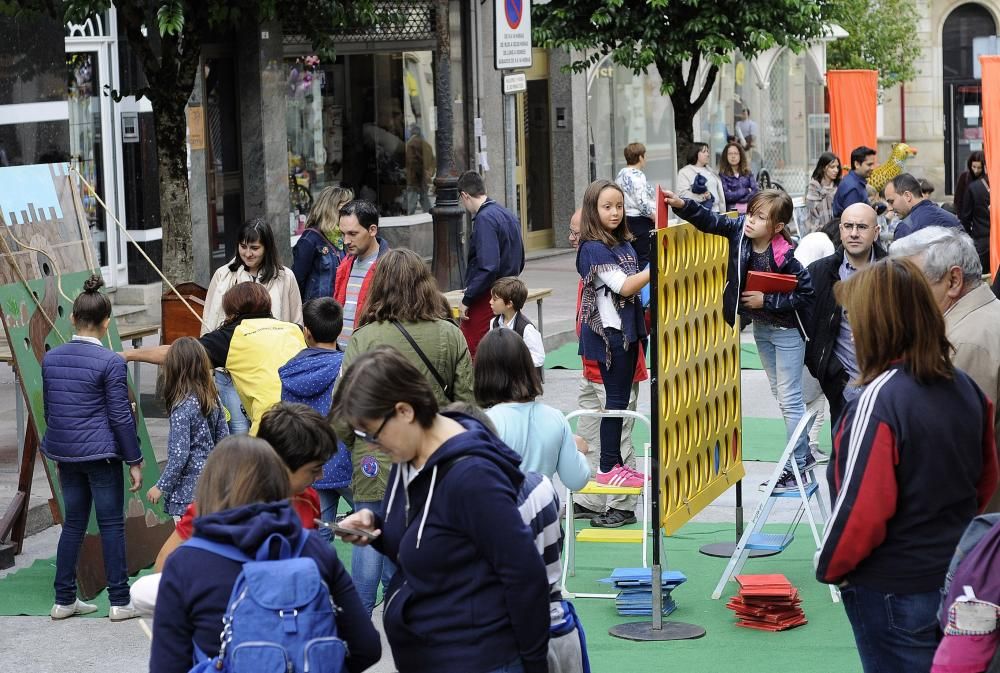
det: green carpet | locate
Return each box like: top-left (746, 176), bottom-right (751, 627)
top-left (741, 417), bottom-right (832, 462)
top-left (546, 341), bottom-right (764, 371)
top-left (566, 521), bottom-right (861, 673)
top-left (545, 341), bottom-right (583, 370)
top-left (740, 343), bottom-right (763, 370)
top-left (0, 558), bottom-right (156, 617)
top-left (565, 415), bottom-right (830, 464)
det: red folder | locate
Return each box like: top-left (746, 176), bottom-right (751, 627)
top-left (656, 185), bottom-right (669, 229)
top-left (745, 271), bottom-right (797, 294)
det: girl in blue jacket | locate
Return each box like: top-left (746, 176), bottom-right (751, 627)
top-left (41, 275), bottom-right (144, 621)
top-left (663, 189), bottom-right (815, 492)
top-left (146, 337), bottom-right (228, 516)
top-left (333, 346), bottom-right (551, 673)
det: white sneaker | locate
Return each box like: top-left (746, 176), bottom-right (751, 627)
top-left (109, 602), bottom-right (141, 622)
top-left (50, 598), bottom-right (98, 620)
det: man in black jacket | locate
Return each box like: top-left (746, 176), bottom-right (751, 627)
top-left (804, 202), bottom-right (886, 424)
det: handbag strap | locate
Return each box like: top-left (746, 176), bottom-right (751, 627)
top-left (391, 320), bottom-right (454, 401)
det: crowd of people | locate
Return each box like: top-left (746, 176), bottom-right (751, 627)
top-left (34, 139), bottom-right (1000, 673)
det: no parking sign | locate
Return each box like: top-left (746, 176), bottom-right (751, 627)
top-left (495, 0), bottom-right (532, 70)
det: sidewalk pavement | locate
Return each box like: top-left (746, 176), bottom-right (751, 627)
top-left (0, 250), bottom-right (827, 672)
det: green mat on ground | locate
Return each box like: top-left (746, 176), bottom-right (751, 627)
top-left (566, 415), bottom-right (830, 463)
top-left (0, 558), bottom-right (156, 617)
top-left (564, 520), bottom-right (861, 673)
top-left (741, 416), bottom-right (832, 462)
top-left (546, 340), bottom-right (764, 371)
top-left (545, 341), bottom-right (583, 370)
top-left (740, 342), bottom-right (763, 370)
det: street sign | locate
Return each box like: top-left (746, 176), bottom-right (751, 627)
top-left (503, 73), bottom-right (527, 94)
top-left (495, 0), bottom-right (532, 70)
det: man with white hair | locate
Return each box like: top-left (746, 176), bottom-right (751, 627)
top-left (891, 226), bottom-right (1000, 513)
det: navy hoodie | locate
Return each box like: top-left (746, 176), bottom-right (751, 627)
top-left (150, 501), bottom-right (381, 673)
top-left (279, 347), bottom-right (351, 489)
top-left (373, 413), bottom-right (550, 673)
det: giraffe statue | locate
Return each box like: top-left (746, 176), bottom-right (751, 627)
top-left (867, 143), bottom-right (918, 193)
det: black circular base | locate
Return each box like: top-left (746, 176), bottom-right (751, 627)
top-left (609, 620), bottom-right (706, 641)
top-left (699, 541), bottom-right (780, 558)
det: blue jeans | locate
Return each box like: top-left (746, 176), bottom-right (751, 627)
top-left (55, 460), bottom-right (130, 606)
top-left (315, 487), bottom-right (353, 543)
top-left (753, 322), bottom-right (810, 468)
top-left (596, 329), bottom-right (639, 473)
top-left (215, 370), bottom-right (249, 435)
top-left (840, 584), bottom-right (941, 673)
top-left (481, 658), bottom-right (524, 673)
top-left (352, 499), bottom-right (396, 615)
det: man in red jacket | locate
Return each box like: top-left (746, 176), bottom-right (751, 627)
top-left (334, 199), bottom-right (389, 350)
top-left (567, 209), bottom-right (649, 528)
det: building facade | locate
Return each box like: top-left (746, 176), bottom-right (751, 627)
top-left (880, 1), bottom-right (998, 197)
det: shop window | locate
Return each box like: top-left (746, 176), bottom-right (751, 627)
top-left (587, 58), bottom-right (676, 190)
top-left (286, 51), bottom-right (440, 230)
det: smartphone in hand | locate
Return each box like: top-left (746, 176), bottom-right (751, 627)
top-left (314, 518), bottom-right (377, 540)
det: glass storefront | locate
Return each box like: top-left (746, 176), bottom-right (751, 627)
top-left (587, 57), bottom-right (677, 189)
top-left (67, 51), bottom-right (107, 267)
top-left (589, 49), bottom-right (827, 199)
top-left (285, 4), bottom-right (467, 235)
top-left (286, 51), bottom-right (438, 230)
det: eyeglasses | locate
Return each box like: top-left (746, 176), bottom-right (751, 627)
top-left (353, 410), bottom-right (395, 446)
top-left (840, 222), bottom-right (872, 233)
top-left (568, 229), bottom-right (581, 240)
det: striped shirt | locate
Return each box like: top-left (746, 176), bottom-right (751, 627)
top-left (517, 472), bottom-right (565, 625)
top-left (338, 249), bottom-right (379, 350)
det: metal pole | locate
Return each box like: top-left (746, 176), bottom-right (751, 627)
top-left (504, 92), bottom-right (517, 210)
top-left (430, 0), bottom-right (465, 291)
top-left (648, 227), bottom-right (663, 630)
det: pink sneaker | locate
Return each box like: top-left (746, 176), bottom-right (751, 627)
top-left (595, 465), bottom-right (645, 488)
top-left (622, 464), bottom-right (652, 481)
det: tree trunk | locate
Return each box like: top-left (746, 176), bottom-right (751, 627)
top-left (154, 100), bottom-right (195, 285)
top-left (671, 97), bottom-right (696, 171)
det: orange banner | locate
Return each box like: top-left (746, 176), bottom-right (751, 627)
top-left (828, 70), bottom-right (878, 174)
top-left (981, 56), bottom-right (1000, 279)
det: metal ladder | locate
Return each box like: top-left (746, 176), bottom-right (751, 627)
top-left (560, 409), bottom-right (655, 599)
top-left (712, 410), bottom-right (840, 602)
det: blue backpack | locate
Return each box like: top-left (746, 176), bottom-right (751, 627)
top-left (184, 532), bottom-right (346, 673)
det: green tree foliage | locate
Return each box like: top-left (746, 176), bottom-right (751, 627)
top-left (534, 0), bottom-right (829, 166)
top-left (826, 0), bottom-right (921, 90)
top-left (1, 0), bottom-right (380, 283)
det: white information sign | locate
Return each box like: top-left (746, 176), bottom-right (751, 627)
top-left (495, 0), bottom-right (532, 70)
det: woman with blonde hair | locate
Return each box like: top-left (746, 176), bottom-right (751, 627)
top-left (816, 257), bottom-right (998, 673)
top-left (332, 247), bottom-right (474, 614)
top-left (292, 186), bottom-right (354, 301)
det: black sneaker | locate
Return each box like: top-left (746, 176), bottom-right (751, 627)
top-left (573, 503), bottom-right (601, 520)
top-left (590, 508), bottom-right (637, 528)
top-left (801, 453), bottom-right (818, 473)
top-left (771, 470), bottom-right (799, 493)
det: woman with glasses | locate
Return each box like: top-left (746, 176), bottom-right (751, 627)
top-left (331, 247), bottom-right (474, 615)
top-left (332, 347), bottom-right (550, 673)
